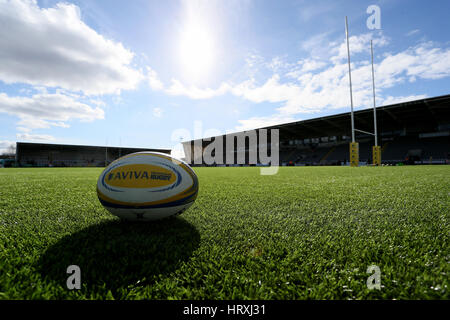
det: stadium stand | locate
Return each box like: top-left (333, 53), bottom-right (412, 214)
top-left (183, 95), bottom-right (450, 166)
top-left (15, 143), bottom-right (171, 167)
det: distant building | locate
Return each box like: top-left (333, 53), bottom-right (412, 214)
top-left (16, 142), bottom-right (171, 167)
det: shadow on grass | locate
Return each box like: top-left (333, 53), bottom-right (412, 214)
top-left (37, 217), bottom-right (200, 294)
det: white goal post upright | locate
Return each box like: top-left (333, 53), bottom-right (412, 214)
top-left (345, 16), bottom-right (355, 144)
top-left (346, 16), bottom-right (359, 167)
top-left (371, 40), bottom-right (378, 147)
top-left (370, 39), bottom-right (381, 165)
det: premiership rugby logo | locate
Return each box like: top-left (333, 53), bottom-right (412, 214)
top-left (104, 164), bottom-right (176, 188)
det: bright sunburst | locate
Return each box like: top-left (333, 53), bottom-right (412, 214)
top-left (179, 20), bottom-right (215, 82)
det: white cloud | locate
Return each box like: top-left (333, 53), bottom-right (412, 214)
top-left (0, 0), bottom-right (143, 95)
top-left (381, 94), bottom-right (428, 106)
top-left (241, 52), bottom-right (266, 78)
top-left (0, 140), bottom-right (14, 148)
top-left (16, 132), bottom-right (56, 142)
top-left (0, 140), bottom-right (15, 155)
top-left (232, 75), bottom-right (305, 108)
top-left (299, 59), bottom-right (327, 73)
top-left (235, 114), bottom-right (297, 131)
top-left (16, 117), bottom-right (70, 132)
top-left (406, 29), bottom-right (420, 37)
top-left (147, 67), bottom-right (164, 91)
top-left (165, 79), bottom-right (230, 99)
top-left (245, 53), bottom-right (265, 68)
top-left (331, 32), bottom-right (389, 63)
top-left (153, 107), bottom-right (163, 118)
top-left (89, 99), bottom-right (106, 107)
top-left (233, 37), bottom-right (450, 117)
top-left (378, 43), bottom-right (450, 81)
top-left (16, 117), bottom-right (52, 131)
top-left (0, 92), bottom-right (104, 131)
top-left (300, 32), bottom-right (333, 58)
top-left (266, 56), bottom-right (291, 72)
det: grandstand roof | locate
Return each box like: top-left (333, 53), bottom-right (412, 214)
top-left (185, 94), bottom-right (450, 144)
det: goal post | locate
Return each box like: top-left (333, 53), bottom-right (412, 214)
top-left (372, 145), bottom-right (381, 166)
top-left (350, 142), bottom-right (359, 167)
top-left (346, 18), bottom-right (380, 167)
top-left (346, 17), bottom-right (359, 167)
top-left (370, 40), bottom-right (381, 166)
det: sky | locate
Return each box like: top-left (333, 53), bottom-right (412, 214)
top-left (1, 0), bottom-right (450, 157)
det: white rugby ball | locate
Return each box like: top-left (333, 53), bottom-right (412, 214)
top-left (97, 152), bottom-right (199, 221)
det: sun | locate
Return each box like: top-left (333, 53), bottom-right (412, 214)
top-left (179, 21), bottom-right (215, 82)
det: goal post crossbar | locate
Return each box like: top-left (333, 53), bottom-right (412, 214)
top-left (354, 128), bottom-right (376, 136)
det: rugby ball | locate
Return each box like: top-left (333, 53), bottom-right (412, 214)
top-left (96, 152), bottom-right (199, 221)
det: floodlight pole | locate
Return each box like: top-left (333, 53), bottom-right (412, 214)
top-left (345, 16), bottom-right (355, 143)
top-left (370, 40), bottom-right (378, 146)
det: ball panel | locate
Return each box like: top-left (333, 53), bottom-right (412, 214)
top-left (97, 187), bottom-right (198, 209)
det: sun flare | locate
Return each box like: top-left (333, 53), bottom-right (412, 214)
top-left (179, 21), bottom-right (215, 81)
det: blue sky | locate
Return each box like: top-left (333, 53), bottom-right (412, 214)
top-left (1, 0), bottom-right (449, 157)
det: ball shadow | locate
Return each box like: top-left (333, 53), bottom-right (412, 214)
top-left (37, 217), bottom-right (200, 293)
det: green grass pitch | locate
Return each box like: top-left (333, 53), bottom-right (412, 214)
top-left (0, 166), bottom-right (448, 299)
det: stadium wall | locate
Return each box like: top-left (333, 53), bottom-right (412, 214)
top-left (15, 142), bottom-right (171, 167)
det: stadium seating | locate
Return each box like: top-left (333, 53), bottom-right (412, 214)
top-left (279, 135), bottom-right (449, 165)
top-left (16, 143), bottom-right (171, 167)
